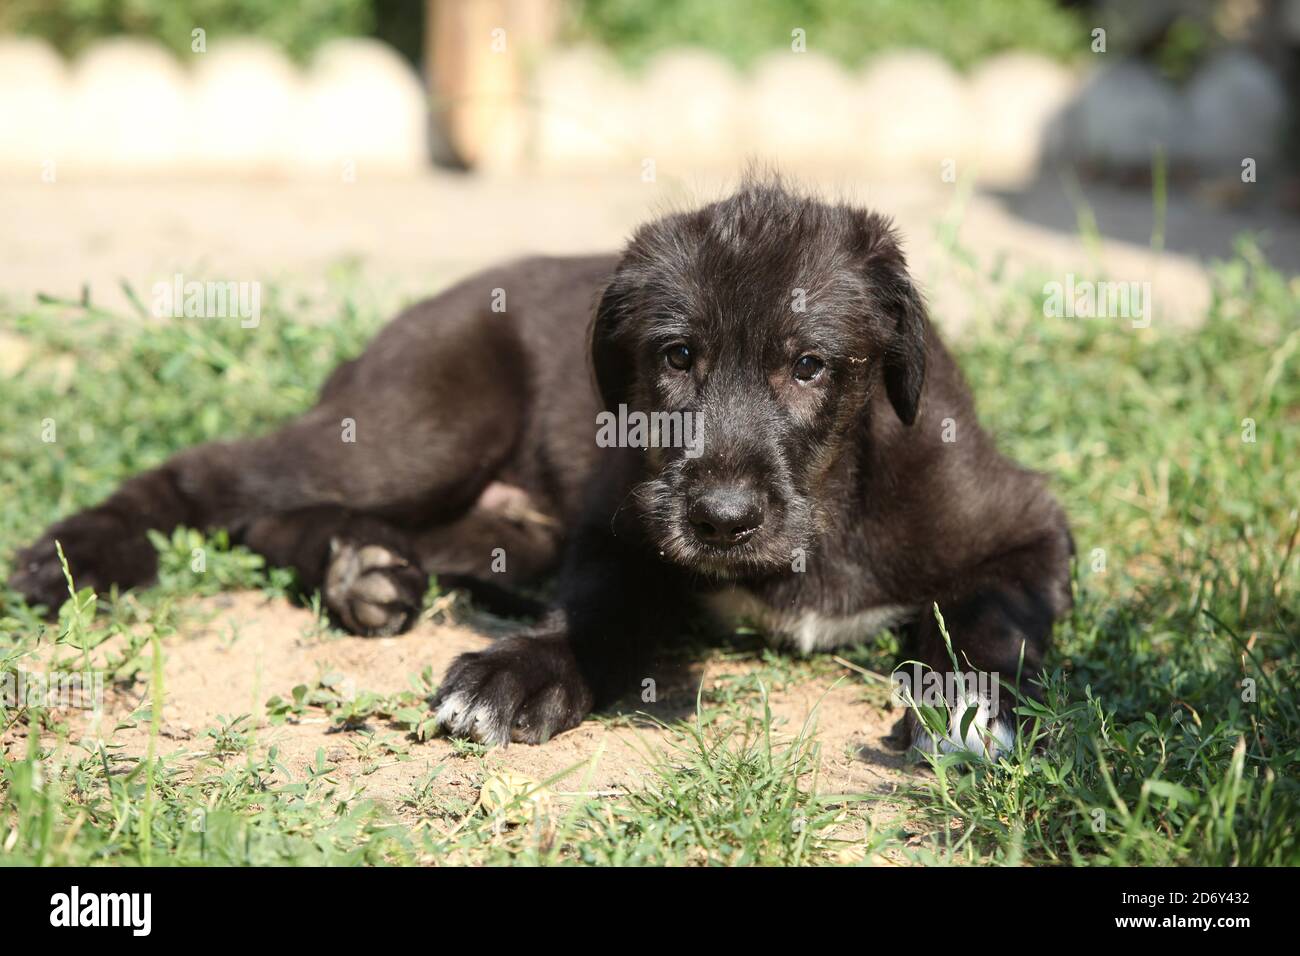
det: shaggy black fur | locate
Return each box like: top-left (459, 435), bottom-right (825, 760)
top-left (9, 178), bottom-right (1073, 749)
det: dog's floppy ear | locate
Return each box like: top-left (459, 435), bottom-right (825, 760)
top-left (590, 274), bottom-right (633, 412)
top-left (857, 213), bottom-right (927, 426)
top-left (879, 269), bottom-right (927, 426)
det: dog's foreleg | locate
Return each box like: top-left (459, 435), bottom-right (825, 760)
top-left (430, 518), bottom-right (686, 746)
top-left (898, 533), bottom-right (1072, 759)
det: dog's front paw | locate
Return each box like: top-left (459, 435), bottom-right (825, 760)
top-left (431, 634), bottom-right (594, 745)
top-left (9, 510), bottom-right (157, 615)
top-left (903, 682), bottom-right (1018, 761)
top-left (324, 539), bottom-right (426, 636)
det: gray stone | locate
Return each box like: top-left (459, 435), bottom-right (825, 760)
top-left (1067, 59), bottom-right (1185, 168)
top-left (1285, 0), bottom-right (1300, 42)
top-left (1184, 50), bottom-right (1286, 170)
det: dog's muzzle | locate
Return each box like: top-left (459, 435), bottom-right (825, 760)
top-left (686, 484), bottom-right (764, 549)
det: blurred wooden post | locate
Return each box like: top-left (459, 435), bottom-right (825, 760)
top-left (426, 0), bottom-right (559, 170)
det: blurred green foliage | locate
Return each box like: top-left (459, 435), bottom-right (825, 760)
top-left (1152, 15), bottom-right (1213, 84)
top-left (566, 0), bottom-right (1087, 70)
top-left (8, 0), bottom-right (1087, 70)
top-left (0, 0), bottom-right (374, 61)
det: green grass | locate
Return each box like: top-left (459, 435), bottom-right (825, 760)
top-left (567, 0), bottom-right (1085, 72)
top-left (932, 238), bottom-right (1300, 865)
top-left (1, 241), bottom-right (1297, 866)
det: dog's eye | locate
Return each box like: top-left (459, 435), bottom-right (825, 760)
top-left (793, 355), bottom-right (824, 382)
top-left (665, 344), bottom-right (692, 371)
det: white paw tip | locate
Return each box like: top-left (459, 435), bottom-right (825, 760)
top-left (434, 692), bottom-right (508, 745)
top-left (434, 692), bottom-right (470, 729)
top-left (911, 692), bottom-right (1015, 760)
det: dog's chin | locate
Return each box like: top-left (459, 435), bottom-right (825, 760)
top-left (650, 523), bottom-right (797, 580)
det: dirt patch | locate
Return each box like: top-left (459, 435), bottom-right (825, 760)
top-left (13, 590), bottom-right (920, 846)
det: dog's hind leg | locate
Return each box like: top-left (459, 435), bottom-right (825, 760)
top-left (233, 506), bottom-right (429, 636)
top-left (409, 482), bottom-right (564, 619)
top-left (234, 481), bottom-right (561, 632)
top-left (9, 303), bottom-right (529, 618)
top-left (413, 482), bottom-right (561, 584)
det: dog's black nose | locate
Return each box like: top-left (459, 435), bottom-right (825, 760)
top-left (688, 487), bottom-right (764, 548)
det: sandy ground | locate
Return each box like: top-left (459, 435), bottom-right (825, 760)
top-left (26, 590), bottom-right (915, 848)
top-left (5, 170), bottom-right (1297, 329)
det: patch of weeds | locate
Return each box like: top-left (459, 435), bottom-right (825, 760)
top-left (266, 667), bottom-right (439, 737)
top-left (203, 713), bottom-right (254, 757)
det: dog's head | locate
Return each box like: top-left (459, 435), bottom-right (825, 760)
top-left (592, 179), bottom-right (927, 578)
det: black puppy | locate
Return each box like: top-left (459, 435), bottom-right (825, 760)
top-left (10, 178), bottom-right (1072, 755)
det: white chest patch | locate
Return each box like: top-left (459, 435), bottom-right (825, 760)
top-left (704, 587), bottom-right (915, 655)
